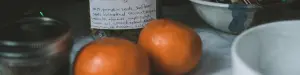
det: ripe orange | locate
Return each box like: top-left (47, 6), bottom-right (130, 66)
top-left (138, 19), bottom-right (202, 75)
top-left (74, 37), bottom-right (149, 75)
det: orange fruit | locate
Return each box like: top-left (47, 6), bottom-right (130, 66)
top-left (75, 37), bottom-right (149, 75)
top-left (138, 19), bottom-right (202, 75)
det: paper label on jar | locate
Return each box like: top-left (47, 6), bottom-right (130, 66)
top-left (90, 0), bottom-right (157, 29)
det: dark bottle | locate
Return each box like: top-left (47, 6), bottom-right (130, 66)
top-left (90, 0), bottom-right (162, 42)
top-left (0, 0), bottom-right (45, 26)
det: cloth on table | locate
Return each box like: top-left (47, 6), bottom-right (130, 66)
top-left (189, 28), bottom-right (236, 75)
top-left (164, 3), bottom-right (236, 75)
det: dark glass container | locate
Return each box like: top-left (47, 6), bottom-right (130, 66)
top-left (0, 17), bottom-right (72, 75)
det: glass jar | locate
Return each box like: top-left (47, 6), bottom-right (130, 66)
top-left (0, 17), bottom-right (72, 75)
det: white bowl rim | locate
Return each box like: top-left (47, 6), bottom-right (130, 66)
top-left (190, 0), bottom-right (260, 8)
top-left (231, 20), bottom-right (300, 74)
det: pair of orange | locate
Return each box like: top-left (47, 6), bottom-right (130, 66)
top-left (74, 19), bottom-right (202, 75)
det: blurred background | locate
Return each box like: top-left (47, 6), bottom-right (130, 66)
top-left (1, 0), bottom-right (300, 37)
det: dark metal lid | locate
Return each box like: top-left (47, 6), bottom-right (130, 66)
top-left (0, 17), bottom-right (71, 58)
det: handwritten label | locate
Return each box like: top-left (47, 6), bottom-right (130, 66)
top-left (90, 0), bottom-right (157, 29)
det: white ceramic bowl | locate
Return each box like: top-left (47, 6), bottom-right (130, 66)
top-left (232, 20), bottom-right (300, 75)
top-left (190, 0), bottom-right (260, 33)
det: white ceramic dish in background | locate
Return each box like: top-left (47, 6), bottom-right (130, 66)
top-left (232, 20), bottom-right (300, 75)
top-left (190, 0), bottom-right (260, 33)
